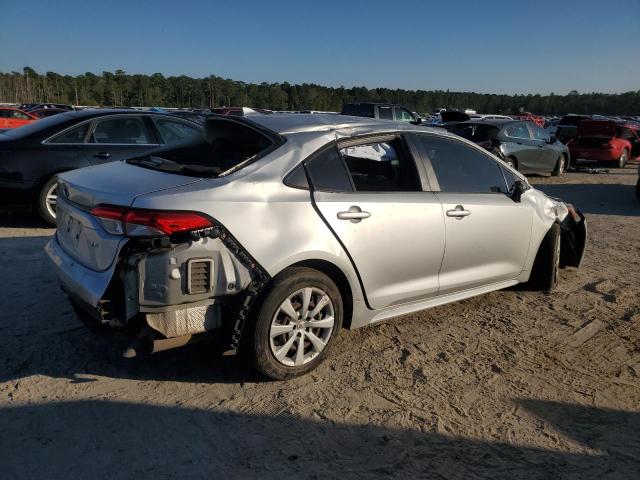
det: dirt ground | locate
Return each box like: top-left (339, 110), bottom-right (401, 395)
top-left (1, 163), bottom-right (639, 479)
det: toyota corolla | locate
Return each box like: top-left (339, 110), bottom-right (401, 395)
top-left (46, 114), bottom-right (587, 379)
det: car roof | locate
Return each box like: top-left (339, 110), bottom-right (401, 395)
top-left (242, 113), bottom-right (422, 135)
top-left (453, 119), bottom-right (519, 127)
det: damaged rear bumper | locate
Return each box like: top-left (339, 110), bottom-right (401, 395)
top-left (46, 226), bottom-right (270, 353)
top-left (46, 233), bottom-right (119, 308)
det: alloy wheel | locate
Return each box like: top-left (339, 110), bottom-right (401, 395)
top-left (45, 183), bottom-right (58, 220)
top-left (269, 287), bottom-right (335, 367)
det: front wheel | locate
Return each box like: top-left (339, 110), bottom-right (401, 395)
top-left (618, 149), bottom-right (628, 169)
top-left (552, 154), bottom-right (566, 176)
top-left (37, 176), bottom-right (59, 226)
top-left (250, 267), bottom-right (343, 380)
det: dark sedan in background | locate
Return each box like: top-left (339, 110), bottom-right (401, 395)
top-left (0, 109), bottom-right (202, 224)
top-left (446, 119), bottom-right (570, 176)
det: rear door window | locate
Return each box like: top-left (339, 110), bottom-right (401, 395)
top-left (378, 106), bottom-right (393, 120)
top-left (48, 123), bottom-right (90, 144)
top-left (306, 147), bottom-right (353, 192)
top-left (413, 134), bottom-right (507, 193)
top-left (90, 117), bottom-right (153, 144)
top-left (339, 138), bottom-right (421, 192)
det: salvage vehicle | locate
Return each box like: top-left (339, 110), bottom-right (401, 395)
top-left (0, 109), bottom-right (202, 225)
top-left (0, 106), bottom-right (39, 129)
top-left (46, 114), bottom-right (587, 380)
top-left (568, 119), bottom-right (640, 168)
top-left (341, 102), bottom-right (422, 124)
top-left (447, 119), bottom-right (570, 175)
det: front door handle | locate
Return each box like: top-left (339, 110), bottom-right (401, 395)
top-left (337, 205), bottom-right (371, 223)
top-left (94, 152), bottom-right (111, 159)
top-left (446, 205), bottom-right (471, 219)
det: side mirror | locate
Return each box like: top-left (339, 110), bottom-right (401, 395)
top-left (511, 180), bottom-right (527, 203)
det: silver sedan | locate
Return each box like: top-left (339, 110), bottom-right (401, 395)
top-left (46, 114), bottom-right (587, 379)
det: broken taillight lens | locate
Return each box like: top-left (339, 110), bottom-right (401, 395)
top-left (90, 205), bottom-right (213, 237)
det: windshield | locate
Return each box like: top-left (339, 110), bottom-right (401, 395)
top-left (127, 118), bottom-right (279, 177)
top-left (449, 123), bottom-right (499, 142)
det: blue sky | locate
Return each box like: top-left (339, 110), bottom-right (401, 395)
top-left (1, 0), bottom-right (638, 94)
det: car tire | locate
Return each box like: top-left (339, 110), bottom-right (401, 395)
top-left (618, 149), bottom-right (628, 169)
top-left (529, 224), bottom-right (561, 292)
top-left (250, 267), bottom-right (343, 380)
top-left (552, 154), bottom-right (566, 176)
top-left (37, 176), bottom-right (59, 226)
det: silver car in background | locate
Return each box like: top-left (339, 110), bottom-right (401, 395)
top-left (46, 114), bottom-right (587, 379)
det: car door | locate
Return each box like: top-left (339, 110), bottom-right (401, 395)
top-left (80, 115), bottom-right (159, 165)
top-left (503, 122), bottom-right (538, 172)
top-left (410, 133), bottom-right (533, 295)
top-left (309, 134), bottom-right (446, 310)
top-left (528, 123), bottom-right (557, 172)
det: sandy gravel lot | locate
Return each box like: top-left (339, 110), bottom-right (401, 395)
top-left (1, 163), bottom-right (639, 479)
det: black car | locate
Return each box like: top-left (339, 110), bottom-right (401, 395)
top-left (446, 120), bottom-right (570, 176)
top-left (0, 109), bottom-right (202, 224)
top-left (341, 102), bottom-right (422, 124)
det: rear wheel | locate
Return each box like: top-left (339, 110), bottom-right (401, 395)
top-left (37, 176), bottom-right (58, 226)
top-left (552, 154), bottom-right (566, 176)
top-left (528, 224), bottom-right (561, 292)
top-left (250, 267), bottom-right (343, 380)
top-left (618, 149), bottom-right (628, 169)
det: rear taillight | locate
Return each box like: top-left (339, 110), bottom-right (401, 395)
top-left (90, 205), bottom-right (213, 237)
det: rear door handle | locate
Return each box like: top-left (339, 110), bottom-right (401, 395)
top-left (337, 206), bottom-right (371, 223)
top-left (446, 205), bottom-right (471, 219)
top-left (94, 152), bottom-right (111, 159)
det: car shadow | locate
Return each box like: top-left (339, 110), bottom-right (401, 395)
top-left (0, 211), bottom-right (52, 228)
top-left (0, 398), bottom-right (638, 478)
top-left (533, 183), bottom-right (639, 217)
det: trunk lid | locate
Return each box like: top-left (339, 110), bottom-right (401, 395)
top-left (56, 161), bottom-right (203, 272)
top-left (58, 160), bottom-right (203, 209)
top-left (577, 120), bottom-right (616, 139)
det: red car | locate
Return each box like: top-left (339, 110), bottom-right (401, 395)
top-left (568, 120), bottom-right (640, 168)
top-left (0, 107), bottom-right (38, 129)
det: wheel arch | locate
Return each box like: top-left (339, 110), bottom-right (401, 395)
top-left (283, 259), bottom-right (355, 329)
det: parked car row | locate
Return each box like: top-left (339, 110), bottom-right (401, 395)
top-left (0, 109), bottom-right (202, 224)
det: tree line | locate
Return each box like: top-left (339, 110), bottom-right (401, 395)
top-left (1, 67), bottom-right (639, 116)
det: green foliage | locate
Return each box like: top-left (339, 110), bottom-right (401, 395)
top-left (1, 67), bottom-right (638, 115)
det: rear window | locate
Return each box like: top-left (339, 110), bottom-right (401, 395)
top-left (131, 118), bottom-right (280, 177)
top-left (448, 123), bottom-right (499, 142)
top-left (341, 104), bottom-right (375, 118)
